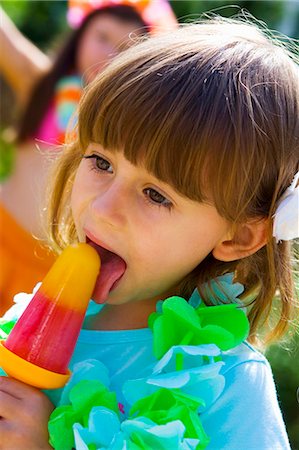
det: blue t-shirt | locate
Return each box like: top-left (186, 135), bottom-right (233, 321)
top-left (45, 302), bottom-right (290, 450)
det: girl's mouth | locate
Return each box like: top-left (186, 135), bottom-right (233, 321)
top-left (86, 237), bottom-right (127, 304)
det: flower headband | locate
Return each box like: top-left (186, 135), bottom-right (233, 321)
top-left (273, 171), bottom-right (299, 242)
top-left (67, 0), bottom-right (178, 33)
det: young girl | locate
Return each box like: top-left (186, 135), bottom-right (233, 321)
top-left (0, 16), bottom-right (298, 450)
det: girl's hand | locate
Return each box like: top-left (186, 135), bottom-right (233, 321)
top-left (0, 376), bottom-right (54, 449)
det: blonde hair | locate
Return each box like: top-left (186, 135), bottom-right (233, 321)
top-left (47, 17), bottom-right (299, 346)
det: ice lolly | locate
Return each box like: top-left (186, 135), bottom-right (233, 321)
top-left (0, 243), bottom-right (100, 389)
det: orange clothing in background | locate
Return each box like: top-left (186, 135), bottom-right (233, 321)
top-left (0, 205), bottom-right (56, 315)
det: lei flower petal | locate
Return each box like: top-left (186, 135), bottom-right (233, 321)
top-left (153, 344), bottom-right (220, 373)
top-left (1, 283), bottom-right (40, 322)
top-left (195, 303), bottom-right (250, 350)
top-left (128, 388), bottom-right (209, 446)
top-left (73, 408), bottom-right (203, 449)
top-left (73, 406), bottom-right (121, 449)
top-left (59, 359), bottom-right (110, 406)
top-left (0, 318), bottom-right (16, 340)
top-left (0, 318), bottom-right (18, 376)
top-left (48, 406), bottom-right (78, 450)
top-left (149, 296), bottom-right (249, 359)
top-left (119, 417), bottom-right (189, 449)
top-left (70, 380), bottom-right (118, 415)
top-left (123, 345), bottom-right (225, 410)
top-left (189, 274), bottom-right (244, 309)
top-left (149, 297), bottom-right (204, 359)
top-left (49, 379), bottom-right (119, 450)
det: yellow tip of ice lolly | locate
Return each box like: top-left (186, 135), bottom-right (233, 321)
top-left (40, 243), bottom-right (101, 311)
top-left (0, 243), bottom-right (100, 388)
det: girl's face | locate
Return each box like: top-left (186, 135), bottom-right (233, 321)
top-left (76, 14), bottom-right (142, 84)
top-left (71, 143), bottom-right (231, 316)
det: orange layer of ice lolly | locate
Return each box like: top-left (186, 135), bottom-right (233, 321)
top-left (1, 243), bottom-right (100, 386)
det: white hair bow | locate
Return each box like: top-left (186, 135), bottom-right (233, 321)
top-left (273, 171), bottom-right (299, 242)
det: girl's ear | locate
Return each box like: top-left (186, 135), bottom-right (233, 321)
top-left (212, 219), bottom-right (269, 262)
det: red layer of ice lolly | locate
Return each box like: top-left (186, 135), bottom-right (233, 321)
top-left (4, 243), bottom-right (100, 375)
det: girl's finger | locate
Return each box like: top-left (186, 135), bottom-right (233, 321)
top-left (0, 389), bottom-right (20, 419)
top-left (0, 419), bottom-right (10, 448)
top-left (0, 376), bottom-right (41, 400)
top-left (0, 377), bottom-right (54, 422)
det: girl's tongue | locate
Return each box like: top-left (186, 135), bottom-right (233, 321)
top-left (87, 241), bottom-right (126, 303)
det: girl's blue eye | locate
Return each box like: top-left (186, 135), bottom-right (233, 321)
top-left (143, 188), bottom-right (173, 209)
top-left (84, 154), bottom-right (113, 173)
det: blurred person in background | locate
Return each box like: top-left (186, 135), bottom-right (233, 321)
top-left (0, 0), bottom-right (177, 314)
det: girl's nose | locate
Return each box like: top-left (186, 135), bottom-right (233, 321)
top-left (90, 182), bottom-right (128, 228)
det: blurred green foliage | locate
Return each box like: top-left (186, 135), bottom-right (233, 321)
top-left (172, 1), bottom-right (281, 26)
top-left (2, 0), bottom-right (67, 50)
top-left (1, 0), bottom-right (299, 447)
top-left (0, 131), bottom-right (15, 182)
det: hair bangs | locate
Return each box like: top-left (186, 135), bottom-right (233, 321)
top-left (78, 22), bottom-right (298, 224)
top-left (78, 49), bottom-right (244, 207)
